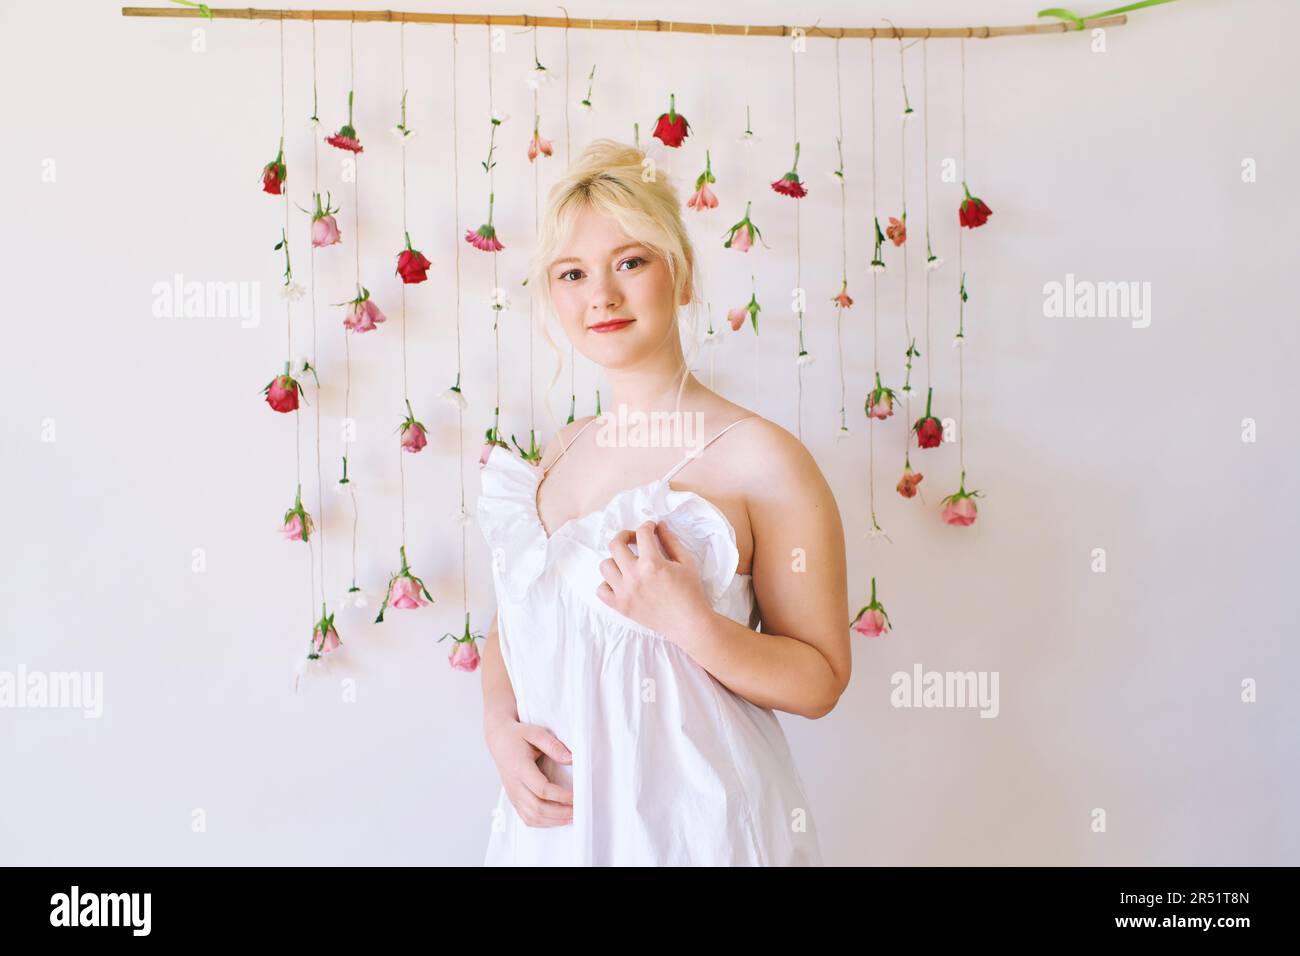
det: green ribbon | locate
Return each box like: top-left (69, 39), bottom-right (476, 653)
top-left (1038, 0), bottom-right (1178, 30)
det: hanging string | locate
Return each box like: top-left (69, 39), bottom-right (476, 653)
top-left (397, 20), bottom-right (410, 549)
top-left (898, 35), bottom-right (913, 466)
top-left (278, 14), bottom-right (311, 629)
top-left (868, 38), bottom-right (879, 530)
top-left (487, 26), bottom-right (501, 432)
top-left (958, 37), bottom-right (967, 476)
top-left (529, 25), bottom-right (539, 439)
top-left (451, 20), bottom-right (469, 615)
top-left (834, 36), bottom-right (848, 436)
top-left (308, 16), bottom-right (327, 615)
top-left (791, 42), bottom-right (803, 442)
top-left (562, 13), bottom-right (575, 420)
top-left (923, 38), bottom-right (933, 390)
top-left (345, 16), bottom-right (361, 590)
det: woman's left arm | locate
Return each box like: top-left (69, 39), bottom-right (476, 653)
top-left (599, 422), bottom-right (852, 719)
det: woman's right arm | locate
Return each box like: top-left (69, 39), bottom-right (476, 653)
top-left (480, 612), bottom-right (575, 827)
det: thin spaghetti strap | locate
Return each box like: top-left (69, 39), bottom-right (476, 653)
top-left (541, 414), bottom-right (603, 475)
top-left (662, 416), bottom-right (762, 483)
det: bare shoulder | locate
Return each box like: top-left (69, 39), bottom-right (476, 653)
top-left (537, 414), bottom-right (599, 472)
top-left (731, 415), bottom-right (829, 498)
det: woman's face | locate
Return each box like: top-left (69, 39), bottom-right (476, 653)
top-left (546, 205), bottom-right (689, 370)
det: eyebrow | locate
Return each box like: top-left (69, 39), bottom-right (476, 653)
top-left (550, 244), bottom-right (647, 268)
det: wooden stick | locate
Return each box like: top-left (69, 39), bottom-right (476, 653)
top-left (120, 7), bottom-right (1128, 39)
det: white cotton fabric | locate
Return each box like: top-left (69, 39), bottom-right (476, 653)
top-left (477, 442), bottom-right (823, 866)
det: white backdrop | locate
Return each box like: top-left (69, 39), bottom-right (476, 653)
top-left (2, 0), bottom-right (1297, 866)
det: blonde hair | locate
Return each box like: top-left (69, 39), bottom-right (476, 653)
top-left (527, 139), bottom-right (702, 434)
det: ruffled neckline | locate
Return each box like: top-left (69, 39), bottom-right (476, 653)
top-left (478, 443), bottom-right (747, 605)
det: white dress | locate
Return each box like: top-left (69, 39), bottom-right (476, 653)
top-left (477, 415), bottom-right (823, 866)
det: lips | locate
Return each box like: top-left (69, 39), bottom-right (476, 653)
top-left (588, 318), bottom-right (635, 332)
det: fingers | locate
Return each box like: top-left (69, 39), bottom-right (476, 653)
top-left (520, 723), bottom-right (573, 765)
top-left (607, 529), bottom-right (638, 576)
top-left (510, 783), bottom-right (574, 828)
top-left (634, 521), bottom-right (662, 564)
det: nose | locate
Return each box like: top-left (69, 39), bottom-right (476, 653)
top-left (589, 273), bottom-right (621, 314)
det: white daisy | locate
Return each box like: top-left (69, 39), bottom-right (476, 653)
top-left (699, 331), bottom-right (721, 351)
top-left (925, 255), bottom-right (944, 272)
top-left (455, 506), bottom-right (474, 527)
top-left (281, 280), bottom-right (306, 301)
top-left (835, 425), bottom-right (852, 442)
top-left (339, 585), bottom-right (371, 611)
top-left (440, 386), bottom-right (468, 411)
top-left (293, 653), bottom-right (331, 693)
top-left (525, 65), bottom-right (552, 89)
top-left (333, 478), bottom-right (355, 496)
top-left (952, 334), bottom-right (966, 349)
top-left (870, 262), bottom-right (886, 274)
top-left (488, 288), bottom-right (511, 312)
top-left (796, 350), bottom-right (815, 368)
top-left (737, 130), bottom-right (761, 147)
top-left (490, 111), bottom-right (510, 126)
top-left (307, 115), bottom-right (321, 131)
top-left (827, 169), bottom-right (846, 184)
top-left (576, 99), bottom-right (594, 112)
top-left (390, 125), bottom-right (417, 143)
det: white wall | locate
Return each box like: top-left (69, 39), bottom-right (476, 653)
top-left (2, 0), bottom-right (1296, 865)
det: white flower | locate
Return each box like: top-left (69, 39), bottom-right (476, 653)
top-left (796, 351), bottom-right (815, 368)
top-left (925, 255), bottom-right (944, 272)
top-left (440, 386), bottom-right (468, 411)
top-left (737, 130), bottom-right (761, 147)
top-left (281, 281), bottom-right (306, 301)
top-left (293, 653), bottom-right (332, 693)
top-left (827, 169), bottom-right (846, 184)
top-left (339, 586), bottom-right (371, 611)
top-left (307, 115), bottom-right (321, 131)
top-left (867, 521), bottom-right (893, 543)
top-left (902, 108), bottom-right (915, 121)
top-left (952, 334), bottom-right (966, 349)
top-left (525, 66), bottom-right (553, 90)
top-left (576, 99), bottom-right (594, 112)
top-left (699, 331), bottom-right (721, 351)
top-left (390, 125), bottom-right (417, 142)
top-left (455, 506), bottom-right (474, 527)
top-left (333, 478), bottom-right (355, 496)
top-left (835, 425), bottom-right (852, 442)
top-left (490, 111), bottom-right (510, 126)
top-left (870, 262), bottom-right (886, 274)
top-left (488, 288), bottom-right (511, 312)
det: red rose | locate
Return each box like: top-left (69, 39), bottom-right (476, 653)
top-left (396, 233), bottom-right (431, 284)
top-left (263, 373), bottom-right (301, 413)
top-left (652, 93), bottom-right (691, 148)
top-left (959, 182), bottom-right (992, 228)
top-left (911, 387), bottom-right (943, 448)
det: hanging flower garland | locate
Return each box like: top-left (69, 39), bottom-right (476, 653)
top-left (911, 40), bottom-right (946, 466)
top-left (335, 19), bottom-right (369, 618)
top-left (307, 191), bottom-right (341, 247)
top-left (476, 26), bottom-right (510, 475)
top-left (280, 484), bottom-right (314, 542)
top-left (830, 39), bottom-right (853, 442)
top-left (723, 200), bottom-right (768, 253)
top-left (944, 38), bottom-right (986, 527)
top-left (296, 17), bottom-right (341, 690)
top-left (326, 89), bottom-right (364, 153)
top-left (892, 34), bottom-right (922, 496)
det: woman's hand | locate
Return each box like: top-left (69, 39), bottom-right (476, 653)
top-left (595, 521), bottom-right (715, 640)
top-left (485, 719), bottom-right (574, 828)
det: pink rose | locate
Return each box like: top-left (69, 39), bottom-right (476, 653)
top-left (851, 608), bottom-right (888, 638)
top-left (449, 641), bottom-right (480, 673)
top-left (312, 215), bottom-right (341, 247)
top-left (390, 576), bottom-right (429, 610)
top-left (730, 224), bottom-right (752, 253)
top-left (401, 422), bottom-right (428, 453)
top-left (942, 497), bottom-right (978, 526)
top-left (313, 623), bottom-right (341, 654)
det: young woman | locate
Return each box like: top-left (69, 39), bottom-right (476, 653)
top-left (477, 139), bottom-right (850, 866)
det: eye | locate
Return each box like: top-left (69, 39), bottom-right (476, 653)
top-left (618, 256), bottom-right (646, 271)
top-left (557, 268), bottom-right (583, 282)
